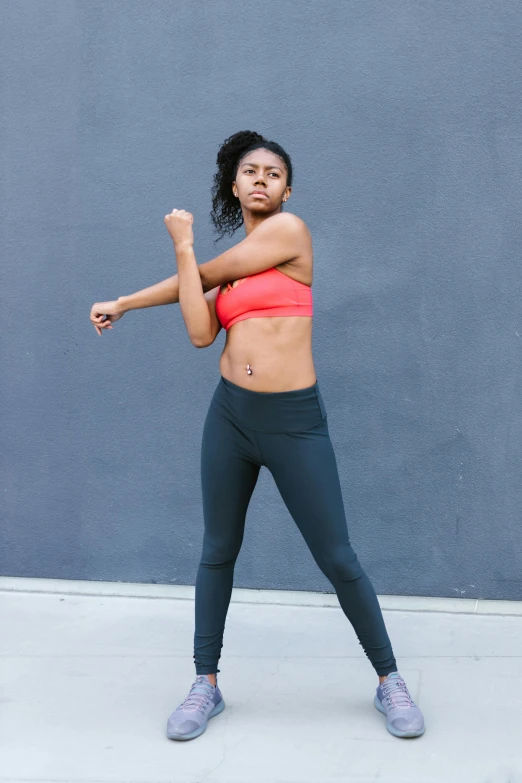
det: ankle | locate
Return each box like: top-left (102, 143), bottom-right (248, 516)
top-left (379, 669), bottom-right (401, 685)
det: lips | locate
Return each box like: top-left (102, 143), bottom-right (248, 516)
top-left (250, 190), bottom-right (268, 197)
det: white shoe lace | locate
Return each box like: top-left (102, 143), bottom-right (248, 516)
top-left (382, 676), bottom-right (415, 709)
top-left (178, 677), bottom-right (215, 716)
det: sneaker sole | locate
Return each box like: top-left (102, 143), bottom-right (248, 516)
top-left (373, 694), bottom-right (425, 738)
top-left (167, 698), bottom-right (225, 741)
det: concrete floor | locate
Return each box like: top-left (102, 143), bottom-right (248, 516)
top-left (0, 577), bottom-right (521, 783)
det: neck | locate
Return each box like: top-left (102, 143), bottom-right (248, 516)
top-left (243, 207), bottom-right (283, 236)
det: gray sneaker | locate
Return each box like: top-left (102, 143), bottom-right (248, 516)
top-left (167, 674), bottom-right (225, 741)
top-left (374, 671), bottom-right (425, 738)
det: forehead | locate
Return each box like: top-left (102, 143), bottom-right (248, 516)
top-left (239, 149), bottom-right (286, 171)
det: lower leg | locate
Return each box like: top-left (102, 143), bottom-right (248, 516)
top-left (193, 558), bottom-right (229, 679)
top-left (326, 550), bottom-right (398, 680)
top-left (193, 556), bottom-right (235, 681)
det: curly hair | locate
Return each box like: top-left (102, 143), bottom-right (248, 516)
top-left (210, 130), bottom-right (293, 242)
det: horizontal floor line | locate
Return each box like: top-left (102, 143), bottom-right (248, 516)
top-left (1, 654), bottom-right (521, 659)
top-left (1, 577), bottom-right (521, 616)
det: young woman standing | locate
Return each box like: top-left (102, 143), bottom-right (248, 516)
top-left (90, 130), bottom-right (425, 742)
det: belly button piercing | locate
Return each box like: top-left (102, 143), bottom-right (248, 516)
top-left (246, 364), bottom-right (253, 375)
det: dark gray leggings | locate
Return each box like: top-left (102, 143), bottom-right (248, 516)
top-left (193, 375), bottom-right (398, 677)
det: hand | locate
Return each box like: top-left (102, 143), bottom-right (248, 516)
top-left (164, 208), bottom-right (194, 249)
top-left (90, 299), bottom-right (126, 336)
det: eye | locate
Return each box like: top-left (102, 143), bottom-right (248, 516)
top-left (243, 168), bottom-right (279, 177)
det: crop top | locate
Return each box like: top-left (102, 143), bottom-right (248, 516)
top-left (215, 266), bottom-right (313, 331)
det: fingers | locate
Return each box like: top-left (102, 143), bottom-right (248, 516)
top-left (91, 306), bottom-right (106, 321)
top-left (91, 312), bottom-right (113, 335)
top-left (94, 321), bottom-right (113, 335)
top-left (164, 209), bottom-right (194, 222)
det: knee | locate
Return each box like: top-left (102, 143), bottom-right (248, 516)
top-left (199, 537), bottom-right (241, 569)
top-left (323, 544), bottom-right (364, 584)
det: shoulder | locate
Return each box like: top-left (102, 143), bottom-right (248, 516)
top-left (255, 212), bottom-right (311, 242)
top-left (267, 214), bottom-right (313, 281)
top-left (267, 211), bottom-right (309, 232)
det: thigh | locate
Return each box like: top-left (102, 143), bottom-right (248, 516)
top-left (260, 420), bottom-right (352, 566)
top-left (200, 400), bottom-right (261, 557)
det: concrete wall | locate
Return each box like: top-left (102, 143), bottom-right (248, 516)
top-left (2, 1), bottom-right (521, 600)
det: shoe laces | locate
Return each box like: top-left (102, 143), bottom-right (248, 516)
top-left (381, 674), bottom-right (415, 709)
top-left (179, 676), bottom-right (215, 715)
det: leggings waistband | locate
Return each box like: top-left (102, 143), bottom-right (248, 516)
top-left (212, 375), bottom-right (327, 433)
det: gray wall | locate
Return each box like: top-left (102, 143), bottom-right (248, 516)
top-left (2, 1), bottom-right (521, 600)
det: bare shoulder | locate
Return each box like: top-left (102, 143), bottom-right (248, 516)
top-left (272, 212), bottom-right (313, 286)
top-left (261, 211), bottom-right (311, 238)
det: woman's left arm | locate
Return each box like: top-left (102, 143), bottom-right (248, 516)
top-left (175, 244), bottom-right (215, 347)
top-left (164, 209), bottom-right (213, 347)
top-left (164, 208), bottom-right (310, 345)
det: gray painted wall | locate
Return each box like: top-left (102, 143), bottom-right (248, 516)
top-left (2, 1), bottom-right (521, 600)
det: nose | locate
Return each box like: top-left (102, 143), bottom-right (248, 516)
top-left (254, 173), bottom-right (267, 186)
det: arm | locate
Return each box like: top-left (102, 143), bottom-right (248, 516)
top-left (117, 269), bottom-right (214, 312)
top-left (118, 274), bottom-right (180, 311)
top-left (90, 267), bottom-right (216, 336)
top-left (113, 211), bottom-right (306, 312)
top-left (197, 212), bottom-right (310, 291)
top-left (90, 268), bottom-right (219, 336)
top-left (173, 212), bottom-right (308, 347)
top-left (176, 243), bottom-right (222, 347)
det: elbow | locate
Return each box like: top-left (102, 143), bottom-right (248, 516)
top-left (192, 335), bottom-right (213, 348)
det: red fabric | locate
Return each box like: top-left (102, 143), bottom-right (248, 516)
top-left (215, 267), bottom-right (313, 330)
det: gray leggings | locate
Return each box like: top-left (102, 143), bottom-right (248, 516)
top-left (193, 375), bottom-right (398, 677)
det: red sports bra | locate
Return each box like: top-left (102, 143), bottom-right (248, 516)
top-left (215, 266), bottom-right (313, 331)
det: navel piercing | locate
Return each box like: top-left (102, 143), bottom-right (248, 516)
top-left (246, 364), bottom-right (253, 375)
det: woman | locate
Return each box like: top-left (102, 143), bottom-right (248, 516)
top-left (90, 130), bottom-right (425, 742)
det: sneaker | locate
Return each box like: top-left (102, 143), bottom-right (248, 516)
top-left (374, 671), bottom-right (425, 738)
top-left (166, 674), bottom-right (225, 741)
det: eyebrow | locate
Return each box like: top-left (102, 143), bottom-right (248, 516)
top-left (240, 161), bottom-right (284, 172)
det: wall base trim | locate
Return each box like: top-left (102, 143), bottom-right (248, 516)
top-left (1, 576), bottom-right (521, 616)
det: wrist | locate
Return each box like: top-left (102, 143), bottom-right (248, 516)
top-left (117, 295), bottom-right (131, 312)
top-left (174, 240), bottom-right (194, 254)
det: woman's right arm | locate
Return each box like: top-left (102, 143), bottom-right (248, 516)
top-left (121, 267), bottom-right (217, 309)
top-left (90, 269), bottom-right (213, 335)
top-left (119, 273), bottom-right (181, 310)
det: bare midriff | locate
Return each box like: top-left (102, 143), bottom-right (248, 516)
top-left (219, 314), bottom-right (317, 392)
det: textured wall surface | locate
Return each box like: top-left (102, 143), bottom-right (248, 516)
top-left (1, 1), bottom-right (521, 600)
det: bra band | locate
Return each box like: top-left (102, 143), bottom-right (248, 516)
top-left (215, 267), bottom-right (313, 331)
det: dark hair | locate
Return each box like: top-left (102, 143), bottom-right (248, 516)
top-left (210, 130), bottom-right (293, 242)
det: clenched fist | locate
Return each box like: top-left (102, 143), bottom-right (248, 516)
top-left (90, 300), bottom-right (126, 336)
top-left (164, 209), bottom-right (194, 249)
